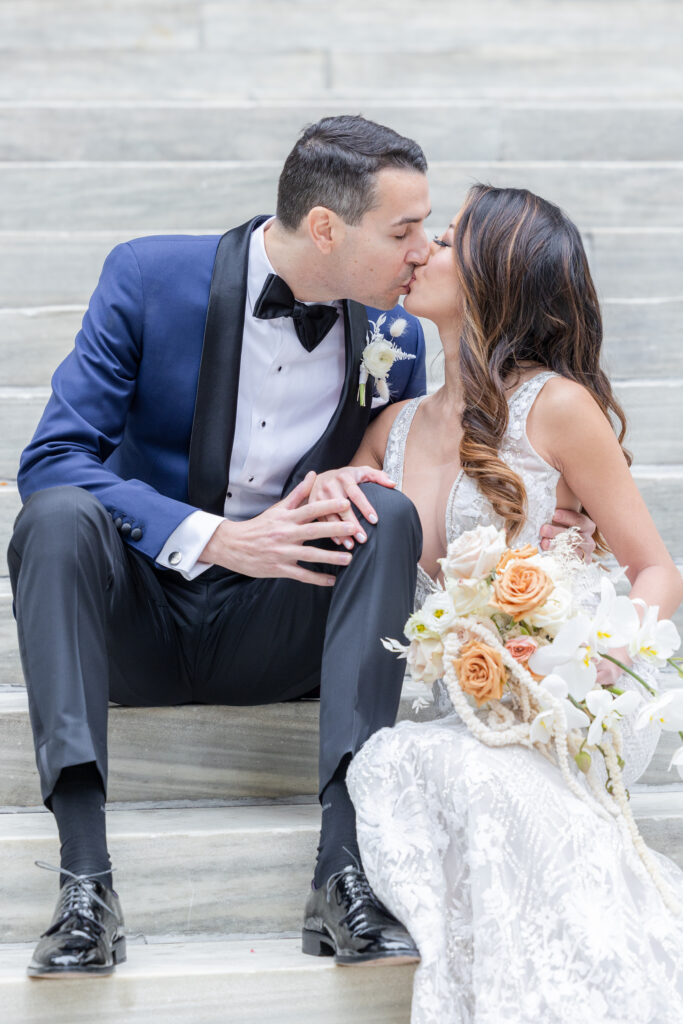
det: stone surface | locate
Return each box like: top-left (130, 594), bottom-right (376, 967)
top-left (2, 378), bottom-right (680, 482)
top-left (0, 684), bottom-right (434, 806)
top-left (0, 803), bottom-right (320, 942)
top-left (3, 101), bottom-right (683, 162)
top-left (2, 226), bottom-right (682, 309)
top-left (0, 935), bottom-right (415, 1024)
top-left (3, 162), bottom-right (683, 231)
top-left (4, 1), bottom-right (683, 55)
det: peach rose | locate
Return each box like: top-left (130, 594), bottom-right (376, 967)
top-left (491, 560), bottom-right (554, 622)
top-left (504, 636), bottom-right (539, 664)
top-left (453, 640), bottom-right (506, 706)
top-left (496, 544), bottom-right (538, 574)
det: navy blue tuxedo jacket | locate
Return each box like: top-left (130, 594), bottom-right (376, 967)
top-left (18, 216), bottom-right (427, 564)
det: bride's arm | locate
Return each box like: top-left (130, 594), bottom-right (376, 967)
top-left (528, 377), bottom-right (683, 619)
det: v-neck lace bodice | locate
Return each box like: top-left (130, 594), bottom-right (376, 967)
top-left (383, 371), bottom-right (561, 607)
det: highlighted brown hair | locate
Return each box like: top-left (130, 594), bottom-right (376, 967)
top-left (454, 184), bottom-right (630, 547)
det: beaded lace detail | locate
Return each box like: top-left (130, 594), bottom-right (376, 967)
top-left (348, 371), bottom-right (683, 1023)
top-left (384, 372), bottom-right (561, 608)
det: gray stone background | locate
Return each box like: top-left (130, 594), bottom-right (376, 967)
top-left (1, 0), bottom-right (682, 650)
top-left (1, 4), bottom-right (683, 1017)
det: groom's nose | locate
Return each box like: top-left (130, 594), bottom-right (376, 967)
top-left (407, 231), bottom-right (430, 267)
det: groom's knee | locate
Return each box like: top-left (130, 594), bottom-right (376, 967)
top-left (358, 482), bottom-right (422, 554)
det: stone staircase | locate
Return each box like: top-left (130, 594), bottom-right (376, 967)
top-left (1, 1), bottom-right (683, 1020)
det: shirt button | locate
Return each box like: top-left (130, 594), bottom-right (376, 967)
top-left (120, 522), bottom-right (132, 536)
top-left (130, 527), bottom-right (143, 541)
top-left (169, 551), bottom-right (182, 566)
top-left (227, 492), bottom-right (232, 499)
top-left (248, 476), bottom-right (254, 483)
top-left (260, 420), bottom-right (266, 428)
top-left (277, 366), bottom-right (283, 373)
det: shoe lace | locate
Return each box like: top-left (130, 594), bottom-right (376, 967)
top-left (35, 861), bottom-right (117, 934)
top-left (325, 848), bottom-right (385, 929)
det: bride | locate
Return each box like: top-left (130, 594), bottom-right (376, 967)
top-left (319, 185), bottom-right (683, 1022)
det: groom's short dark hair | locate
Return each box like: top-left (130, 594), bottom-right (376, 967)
top-left (276, 115), bottom-right (428, 230)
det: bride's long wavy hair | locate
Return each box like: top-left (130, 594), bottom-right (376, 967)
top-left (453, 184), bottom-right (630, 548)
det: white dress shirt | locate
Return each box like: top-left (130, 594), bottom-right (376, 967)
top-left (156, 219), bottom-right (346, 580)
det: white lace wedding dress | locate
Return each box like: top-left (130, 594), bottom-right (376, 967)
top-left (347, 373), bottom-right (683, 1024)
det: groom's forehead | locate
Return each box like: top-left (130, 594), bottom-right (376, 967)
top-left (371, 167), bottom-right (431, 223)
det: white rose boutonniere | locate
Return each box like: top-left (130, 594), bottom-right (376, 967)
top-left (358, 315), bottom-right (416, 406)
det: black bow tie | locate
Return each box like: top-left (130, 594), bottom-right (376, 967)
top-left (253, 273), bottom-right (339, 352)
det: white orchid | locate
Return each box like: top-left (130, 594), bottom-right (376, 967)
top-left (589, 578), bottom-right (641, 654)
top-left (627, 603), bottom-right (681, 667)
top-left (584, 688), bottom-right (640, 747)
top-left (668, 746), bottom-right (683, 780)
top-left (635, 689), bottom-right (683, 732)
top-left (530, 673), bottom-right (590, 743)
top-left (528, 614), bottom-right (597, 700)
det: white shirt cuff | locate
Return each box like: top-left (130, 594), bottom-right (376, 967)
top-left (156, 510), bottom-right (225, 580)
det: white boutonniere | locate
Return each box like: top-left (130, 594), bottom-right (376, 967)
top-left (357, 315), bottom-right (416, 406)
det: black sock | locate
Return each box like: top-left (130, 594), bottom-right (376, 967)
top-left (313, 754), bottom-right (361, 889)
top-left (49, 762), bottom-right (112, 890)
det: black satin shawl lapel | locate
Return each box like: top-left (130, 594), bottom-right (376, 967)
top-left (188, 216), bottom-right (270, 512)
top-left (282, 299), bottom-right (372, 496)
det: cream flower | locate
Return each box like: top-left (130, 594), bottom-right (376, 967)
top-left (526, 584), bottom-right (575, 636)
top-left (421, 590), bottom-right (458, 634)
top-left (446, 577), bottom-right (493, 616)
top-left (407, 636), bottom-right (444, 685)
top-left (439, 525), bottom-right (507, 581)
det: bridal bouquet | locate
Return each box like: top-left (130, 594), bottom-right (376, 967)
top-left (384, 524), bottom-right (683, 911)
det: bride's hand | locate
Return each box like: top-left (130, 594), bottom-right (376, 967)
top-left (595, 658), bottom-right (624, 689)
top-left (308, 466), bottom-right (396, 550)
top-left (540, 508), bottom-right (597, 561)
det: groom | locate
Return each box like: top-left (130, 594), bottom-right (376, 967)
top-left (10, 114), bottom-right (594, 977)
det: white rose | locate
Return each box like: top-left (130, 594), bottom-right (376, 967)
top-left (421, 590), bottom-right (457, 634)
top-left (526, 585), bottom-right (575, 636)
top-left (446, 577), bottom-right (493, 615)
top-left (362, 339), bottom-right (396, 379)
top-left (439, 525), bottom-right (507, 581)
top-left (406, 636), bottom-right (444, 685)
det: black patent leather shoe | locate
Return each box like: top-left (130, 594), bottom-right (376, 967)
top-left (302, 865), bottom-right (419, 966)
top-left (27, 866), bottom-right (126, 978)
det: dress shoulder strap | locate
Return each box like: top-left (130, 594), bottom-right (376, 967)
top-left (507, 370), bottom-right (558, 419)
top-left (383, 395), bottom-right (427, 489)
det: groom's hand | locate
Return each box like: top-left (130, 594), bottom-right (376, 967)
top-left (307, 466), bottom-right (396, 550)
top-left (199, 472), bottom-right (358, 585)
top-left (540, 508), bottom-right (597, 561)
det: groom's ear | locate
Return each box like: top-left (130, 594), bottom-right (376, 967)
top-left (307, 206), bottom-right (343, 254)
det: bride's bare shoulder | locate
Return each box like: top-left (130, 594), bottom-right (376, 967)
top-left (527, 374), bottom-right (618, 466)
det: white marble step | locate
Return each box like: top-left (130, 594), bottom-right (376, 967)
top-left (3, 0), bottom-right (682, 55)
top-left (2, 379), bottom-right (681, 484)
top-left (1, 789), bottom-right (682, 945)
top-left (2, 46), bottom-right (683, 104)
top-left (0, 683), bottom-right (434, 807)
top-left (4, 161), bottom-right (683, 231)
top-left (3, 100), bottom-right (683, 162)
top-left (3, 297), bottom-right (683, 388)
top-left (3, 463), bottom-right (683, 566)
top-left (0, 934), bottom-right (415, 1024)
top-left (1, 802), bottom-right (321, 943)
top-left (2, 227), bottom-right (682, 310)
